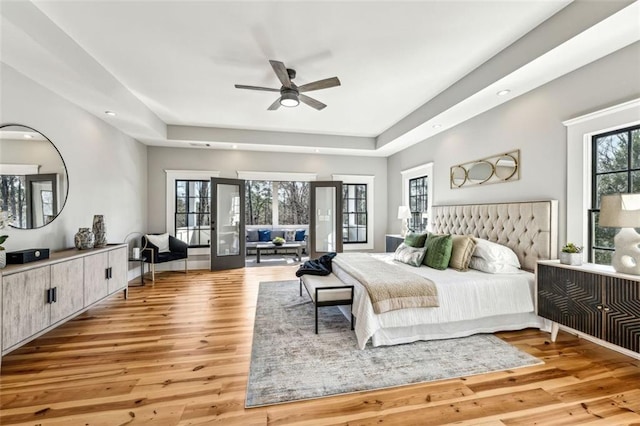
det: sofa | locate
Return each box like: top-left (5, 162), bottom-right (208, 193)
top-left (246, 228), bottom-right (308, 255)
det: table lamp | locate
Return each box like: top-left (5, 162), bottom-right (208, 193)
top-left (397, 206), bottom-right (411, 237)
top-left (598, 193), bottom-right (640, 275)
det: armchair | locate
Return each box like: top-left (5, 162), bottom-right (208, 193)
top-left (141, 234), bottom-right (188, 281)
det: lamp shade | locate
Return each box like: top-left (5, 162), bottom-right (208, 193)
top-left (397, 206), bottom-right (411, 220)
top-left (599, 193), bottom-right (640, 228)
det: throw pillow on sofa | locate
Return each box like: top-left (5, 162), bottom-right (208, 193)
top-left (247, 229), bottom-right (259, 242)
top-left (284, 230), bottom-right (296, 241)
top-left (295, 229), bottom-right (306, 241)
top-left (271, 230), bottom-right (285, 240)
top-left (258, 230), bottom-right (271, 242)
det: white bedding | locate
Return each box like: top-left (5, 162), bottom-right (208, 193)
top-left (332, 253), bottom-right (548, 349)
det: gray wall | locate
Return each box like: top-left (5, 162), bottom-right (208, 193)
top-left (387, 42), bottom-right (640, 245)
top-left (146, 147), bottom-right (388, 252)
top-left (0, 64), bottom-right (148, 252)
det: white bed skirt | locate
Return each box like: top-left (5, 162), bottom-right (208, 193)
top-left (369, 312), bottom-right (551, 347)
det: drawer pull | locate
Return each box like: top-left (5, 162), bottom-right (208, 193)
top-left (603, 306), bottom-right (611, 312)
top-left (596, 305), bottom-right (603, 310)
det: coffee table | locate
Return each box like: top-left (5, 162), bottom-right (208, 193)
top-left (255, 243), bottom-right (302, 263)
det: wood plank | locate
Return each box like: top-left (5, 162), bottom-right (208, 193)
top-left (550, 376), bottom-right (640, 402)
top-left (503, 393), bottom-right (640, 425)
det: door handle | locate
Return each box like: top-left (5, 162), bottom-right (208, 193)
top-left (46, 288), bottom-right (52, 304)
top-left (52, 286), bottom-right (57, 303)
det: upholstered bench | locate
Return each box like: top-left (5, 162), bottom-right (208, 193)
top-left (299, 274), bottom-right (354, 334)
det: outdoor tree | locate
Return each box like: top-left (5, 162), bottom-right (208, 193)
top-left (592, 127), bottom-right (639, 264)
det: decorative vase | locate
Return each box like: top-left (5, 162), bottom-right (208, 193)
top-left (559, 252), bottom-right (582, 266)
top-left (92, 215), bottom-right (107, 248)
top-left (75, 228), bottom-right (95, 250)
top-left (0, 250), bottom-right (5, 268)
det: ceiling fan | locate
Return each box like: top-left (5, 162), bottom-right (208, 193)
top-left (234, 60), bottom-right (341, 110)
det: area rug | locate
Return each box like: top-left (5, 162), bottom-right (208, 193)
top-left (246, 280), bottom-right (543, 407)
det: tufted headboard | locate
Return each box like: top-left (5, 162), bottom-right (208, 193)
top-left (430, 200), bottom-right (558, 272)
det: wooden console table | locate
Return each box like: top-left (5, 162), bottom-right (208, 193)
top-left (0, 244), bottom-right (128, 366)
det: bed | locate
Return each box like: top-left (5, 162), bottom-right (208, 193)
top-left (332, 200), bottom-right (558, 349)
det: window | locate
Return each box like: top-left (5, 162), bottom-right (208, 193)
top-left (245, 180), bottom-right (273, 225)
top-left (589, 124), bottom-right (640, 264)
top-left (175, 180), bottom-right (210, 247)
top-left (278, 181), bottom-right (309, 225)
top-left (409, 175), bottom-right (429, 232)
top-left (342, 183), bottom-right (367, 243)
top-left (166, 169), bottom-right (220, 256)
top-left (0, 175), bottom-right (26, 227)
top-left (401, 163), bottom-right (432, 235)
top-left (245, 180), bottom-right (309, 226)
top-left (333, 174), bottom-right (374, 250)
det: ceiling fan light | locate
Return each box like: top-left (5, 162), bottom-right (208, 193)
top-left (280, 91), bottom-right (299, 107)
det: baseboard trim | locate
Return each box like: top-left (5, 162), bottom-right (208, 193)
top-left (558, 324), bottom-right (640, 360)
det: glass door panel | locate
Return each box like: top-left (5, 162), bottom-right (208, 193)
top-left (211, 178), bottom-right (245, 270)
top-left (310, 181), bottom-right (342, 259)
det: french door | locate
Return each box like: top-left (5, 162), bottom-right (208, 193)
top-left (210, 177), bottom-right (245, 270)
top-left (309, 181), bottom-right (343, 259)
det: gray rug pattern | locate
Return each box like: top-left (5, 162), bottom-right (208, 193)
top-left (246, 280), bottom-right (543, 407)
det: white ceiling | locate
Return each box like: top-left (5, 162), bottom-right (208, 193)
top-left (1, 1), bottom-right (639, 156)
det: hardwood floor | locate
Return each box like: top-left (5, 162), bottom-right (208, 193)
top-left (1, 266), bottom-right (639, 425)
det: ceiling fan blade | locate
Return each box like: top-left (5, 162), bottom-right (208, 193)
top-left (299, 94), bottom-right (326, 110)
top-left (297, 77), bottom-right (341, 93)
top-left (234, 84), bottom-right (280, 92)
top-left (267, 97), bottom-right (282, 110)
top-left (269, 60), bottom-right (291, 88)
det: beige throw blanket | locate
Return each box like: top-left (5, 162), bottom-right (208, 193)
top-left (333, 253), bottom-right (439, 314)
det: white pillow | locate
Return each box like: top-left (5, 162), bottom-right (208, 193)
top-left (473, 238), bottom-right (521, 268)
top-left (393, 243), bottom-right (427, 267)
top-left (469, 257), bottom-right (523, 274)
top-left (146, 233), bottom-right (170, 253)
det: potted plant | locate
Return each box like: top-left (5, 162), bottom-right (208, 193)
top-left (560, 243), bottom-right (583, 265)
top-left (272, 236), bottom-right (286, 246)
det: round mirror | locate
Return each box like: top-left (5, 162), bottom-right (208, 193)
top-left (450, 166), bottom-right (467, 188)
top-left (0, 124), bottom-right (69, 229)
top-left (467, 161), bottom-right (494, 184)
top-left (494, 154), bottom-right (518, 180)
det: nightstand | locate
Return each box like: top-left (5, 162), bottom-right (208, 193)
top-left (385, 234), bottom-right (403, 252)
top-left (537, 260), bottom-right (640, 354)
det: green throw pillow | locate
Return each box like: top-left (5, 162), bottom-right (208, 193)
top-left (404, 232), bottom-right (428, 248)
top-left (423, 233), bottom-right (453, 270)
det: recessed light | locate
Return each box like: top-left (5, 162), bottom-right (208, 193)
top-left (314, 149), bottom-right (320, 153)
top-left (23, 134), bottom-right (33, 139)
top-left (497, 89), bottom-right (511, 96)
top-left (232, 145), bottom-right (238, 149)
top-left (432, 124), bottom-right (442, 129)
top-left (105, 110), bottom-right (116, 116)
